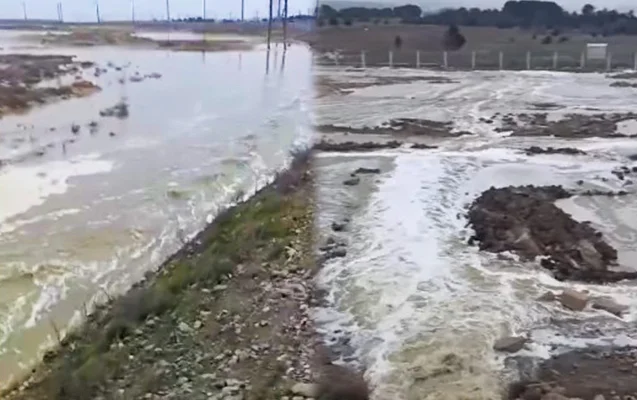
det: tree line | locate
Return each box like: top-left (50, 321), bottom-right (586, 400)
top-left (318, 1), bottom-right (637, 35)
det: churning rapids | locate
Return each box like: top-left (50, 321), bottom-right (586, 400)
top-left (313, 67), bottom-right (637, 400)
top-left (0, 30), bottom-right (313, 386)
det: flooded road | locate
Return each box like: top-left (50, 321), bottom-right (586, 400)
top-left (313, 67), bottom-right (637, 399)
top-left (0, 31), bottom-right (312, 385)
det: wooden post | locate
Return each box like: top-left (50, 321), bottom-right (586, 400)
top-left (606, 52), bottom-right (612, 71)
top-left (389, 50), bottom-right (393, 68)
top-left (443, 51), bottom-right (448, 69)
top-left (471, 51), bottom-right (476, 70)
top-left (580, 52), bottom-right (585, 69)
top-left (553, 51), bottom-right (558, 70)
top-left (498, 51), bottom-right (503, 70)
top-left (634, 52), bottom-right (637, 71)
top-left (526, 51), bottom-right (531, 70)
top-left (361, 51), bottom-right (366, 68)
top-left (416, 50), bottom-right (420, 68)
top-left (334, 53), bottom-right (339, 66)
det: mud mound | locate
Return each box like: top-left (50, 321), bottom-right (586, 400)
top-left (316, 118), bottom-right (470, 137)
top-left (313, 140), bottom-right (403, 152)
top-left (524, 146), bottom-right (586, 156)
top-left (507, 113), bottom-right (637, 138)
top-left (509, 347), bottom-right (637, 400)
top-left (467, 185), bottom-right (637, 282)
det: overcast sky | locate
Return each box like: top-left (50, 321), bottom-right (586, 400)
top-left (2, 0), bottom-right (316, 22)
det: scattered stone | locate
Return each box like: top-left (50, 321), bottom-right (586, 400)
top-left (343, 177), bottom-right (360, 186)
top-left (493, 336), bottom-right (528, 353)
top-left (353, 167), bottom-right (381, 174)
top-left (537, 291), bottom-right (556, 302)
top-left (178, 322), bottom-right (191, 333)
top-left (71, 123), bottom-right (80, 134)
top-left (559, 288), bottom-right (589, 311)
top-left (331, 222), bottom-right (346, 232)
top-left (290, 382), bottom-right (319, 398)
top-left (592, 297), bottom-right (628, 316)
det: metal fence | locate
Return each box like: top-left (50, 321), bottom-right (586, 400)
top-left (315, 48), bottom-right (637, 72)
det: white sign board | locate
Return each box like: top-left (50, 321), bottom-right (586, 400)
top-left (586, 43), bottom-right (608, 60)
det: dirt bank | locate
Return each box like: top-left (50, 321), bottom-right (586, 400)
top-left (509, 346), bottom-right (637, 400)
top-left (467, 185), bottom-right (637, 283)
top-left (1, 151), bottom-right (360, 400)
top-left (19, 29), bottom-right (258, 52)
top-left (524, 146), bottom-right (587, 156)
top-left (315, 74), bottom-right (455, 97)
top-left (0, 54), bottom-right (99, 118)
top-left (316, 118), bottom-right (470, 137)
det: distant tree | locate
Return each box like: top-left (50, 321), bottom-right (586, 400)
top-left (328, 17), bottom-right (339, 26)
top-left (344, 18), bottom-right (353, 26)
top-left (442, 24), bottom-right (466, 50)
top-left (394, 35), bottom-right (403, 48)
top-left (582, 4), bottom-right (595, 16)
top-left (317, 18), bottom-right (325, 27)
top-left (541, 35), bottom-right (552, 44)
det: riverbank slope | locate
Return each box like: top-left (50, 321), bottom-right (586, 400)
top-left (2, 150), bottom-right (320, 400)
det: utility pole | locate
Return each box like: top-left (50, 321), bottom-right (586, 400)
top-left (241, 0), bottom-right (245, 22)
top-left (59, 2), bottom-right (64, 22)
top-left (22, 2), bottom-right (27, 20)
top-left (203, 0), bottom-right (207, 20)
top-left (267, 0), bottom-right (273, 49)
top-left (283, 0), bottom-right (288, 49)
top-left (165, 0), bottom-right (171, 22)
top-left (277, 0), bottom-right (282, 20)
top-left (131, 0), bottom-right (136, 23)
top-left (95, 0), bottom-right (101, 23)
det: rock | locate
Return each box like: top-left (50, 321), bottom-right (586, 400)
top-left (537, 291), bottom-right (556, 302)
top-left (331, 222), bottom-right (346, 232)
top-left (493, 336), bottom-right (528, 353)
top-left (343, 177), bottom-right (360, 186)
top-left (193, 320), bottom-right (203, 329)
top-left (592, 297), bottom-right (628, 316)
top-left (559, 288), bottom-right (589, 311)
top-left (290, 382), bottom-right (319, 398)
top-left (178, 322), bottom-right (191, 332)
top-left (354, 167), bottom-right (381, 174)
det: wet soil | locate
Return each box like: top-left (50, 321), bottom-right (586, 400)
top-left (313, 139), bottom-right (437, 152)
top-left (0, 54), bottom-right (98, 118)
top-left (524, 146), bottom-right (587, 156)
top-left (316, 118), bottom-right (470, 137)
top-left (498, 113), bottom-right (637, 138)
top-left (315, 74), bottom-right (455, 97)
top-left (509, 347), bottom-right (637, 400)
top-left (467, 185), bottom-right (637, 283)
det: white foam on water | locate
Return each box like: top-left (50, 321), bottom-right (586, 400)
top-left (0, 155), bottom-right (114, 225)
top-left (315, 145), bottom-right (637, 400)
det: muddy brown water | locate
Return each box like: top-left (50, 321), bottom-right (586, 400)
top-left (0, 31), bottom-right (312, 387)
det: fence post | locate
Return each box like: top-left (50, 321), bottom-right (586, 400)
top-left (634, 52), bottom-right (637, 71)
top-left (416, 50), bottom-right (420, 68)
top-left (580, 52), bottom-right (585, 69)
top-left (361, 50), bottom-right (366, 68)
top-left (526, 51), bottom-right (531, 70)
top-left (553, 51), bottom-right (558, 70)
top-left (443, 51), bottom-right (448, 69)
top-left (498, 51), bottom-right (503, 70)
top-left (606, 52), bottom-right (612, 71)
top-left (389, 50), bottom-right (393, 68)
top-left (471, 51), bottom-right (476, 70)
top-left (335, 53), bottom-right (339, 66)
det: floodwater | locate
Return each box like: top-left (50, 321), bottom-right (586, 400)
top-left (313, 67), bottom-right (637, 399)
top-left (0, 31), bottom-right (312, 386)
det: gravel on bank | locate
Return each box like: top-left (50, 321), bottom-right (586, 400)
top-left (1, 150), bottom-right (335, 400)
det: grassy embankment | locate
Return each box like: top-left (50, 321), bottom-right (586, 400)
top-left (3, 151), bottom-right (315, 400)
